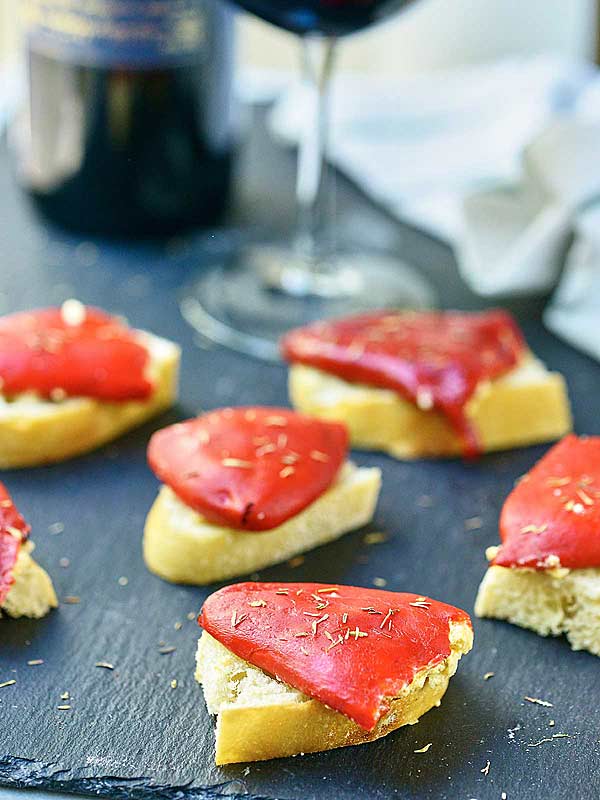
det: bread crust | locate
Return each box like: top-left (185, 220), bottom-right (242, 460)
top-left (1, 543), bottom-right (58, 619)
top-left (196, 623), bottom-right (473, 764)
top-left (144, 464), bottom-right (381, 585)
top-left (475, 564), bottom-right (600, 657)
top-left (214, 672), bottom-right (449, 764)
top-left (0, 334), bottom-right (180, 468)
top-left (288, 358), bottom-right (572, 458)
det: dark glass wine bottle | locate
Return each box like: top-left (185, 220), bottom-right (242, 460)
top-left (12, 0), bottom-right (236, 238)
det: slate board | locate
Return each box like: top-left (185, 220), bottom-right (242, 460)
top-left (1, 120), bottom-right (600, 800)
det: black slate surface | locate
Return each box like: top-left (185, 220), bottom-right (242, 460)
top-left (1, 113), bottom-right (600, 800)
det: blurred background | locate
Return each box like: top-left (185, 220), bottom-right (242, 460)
top-left (242, 0), bottom-right (597, 76)
top-left (1, 0), bottom-right (597, 76)
top-left (0, 0), bottom-right (599, 359)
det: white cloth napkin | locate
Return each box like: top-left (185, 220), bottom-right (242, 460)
top-left (544, 205), bottom-right (600, 362)
top-left (459, 79), bottom-right (600, 355)
top-left (267, 56), bottom-right (600, 359)
top-left (459, 117), bottom-right (600, 297)
top-left (269, 56), bottom-right (589, 242)
top-left (0, 61), bottom-right (23, 134)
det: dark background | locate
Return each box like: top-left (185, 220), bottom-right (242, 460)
top-left (1, 109), bottom-right (599, 800)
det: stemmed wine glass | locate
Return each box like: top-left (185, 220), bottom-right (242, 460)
top-left (182, 0), bottom-right (432, 361)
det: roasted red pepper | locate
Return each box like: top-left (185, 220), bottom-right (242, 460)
top-left (148, 407), bottom-right (348, 531)
top-left (493, 435), bottom-right (600, 570)
top-left (0, 305), bottom-right (152, 401)
top-left (0, 483), bottom-right (30, 605)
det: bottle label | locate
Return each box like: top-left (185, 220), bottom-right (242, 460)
top-left (23, 0), bottom-right (207, 68)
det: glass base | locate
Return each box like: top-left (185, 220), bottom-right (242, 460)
top-left (181, 244), bottom-right (436, 361)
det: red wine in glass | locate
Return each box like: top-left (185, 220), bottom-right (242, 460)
top-left (233, 0), bottom-right (412, 36)
top-left (181, 0), bottom-right (431, 361)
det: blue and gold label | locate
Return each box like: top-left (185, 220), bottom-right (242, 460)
top-left (23, 0), bottom-right (206, 68)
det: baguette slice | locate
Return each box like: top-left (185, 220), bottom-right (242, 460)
top-left (475, 558), bottom-right (600, 657)
top-left (475, 435), bottom-right (600, 657)
top-left (144, 462), bottom-right (381, 584)
top-left (0, 332), bottom-right (180, 468)
top-left (1, 541), bottom-right (58, 619)
top-left (196, 622), bottom-right (473, 764)
top-left (289, 356), bottom-right (571, 459)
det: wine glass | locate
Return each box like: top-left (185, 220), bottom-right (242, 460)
top-left (182, 0), bottom-right (433, 361)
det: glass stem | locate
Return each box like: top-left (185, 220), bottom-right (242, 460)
top-left (294, 35), bottom-right (337, 274)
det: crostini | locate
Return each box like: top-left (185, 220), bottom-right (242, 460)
top-left (475, 435), bottom-right (600, 656)
top-left (282, 309), bottom-right (571, 459)
top-left (0, 482), bottom-right (57, 619)
top-left (0, 300), bottom-right (180, 468)
top-left (144, 407), bottom-right (381, 584)
top-left (196, 581), bottom-right (473, 763)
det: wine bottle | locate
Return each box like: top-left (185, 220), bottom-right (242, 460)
top-left (13, 0), bottom-right (236, 238)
